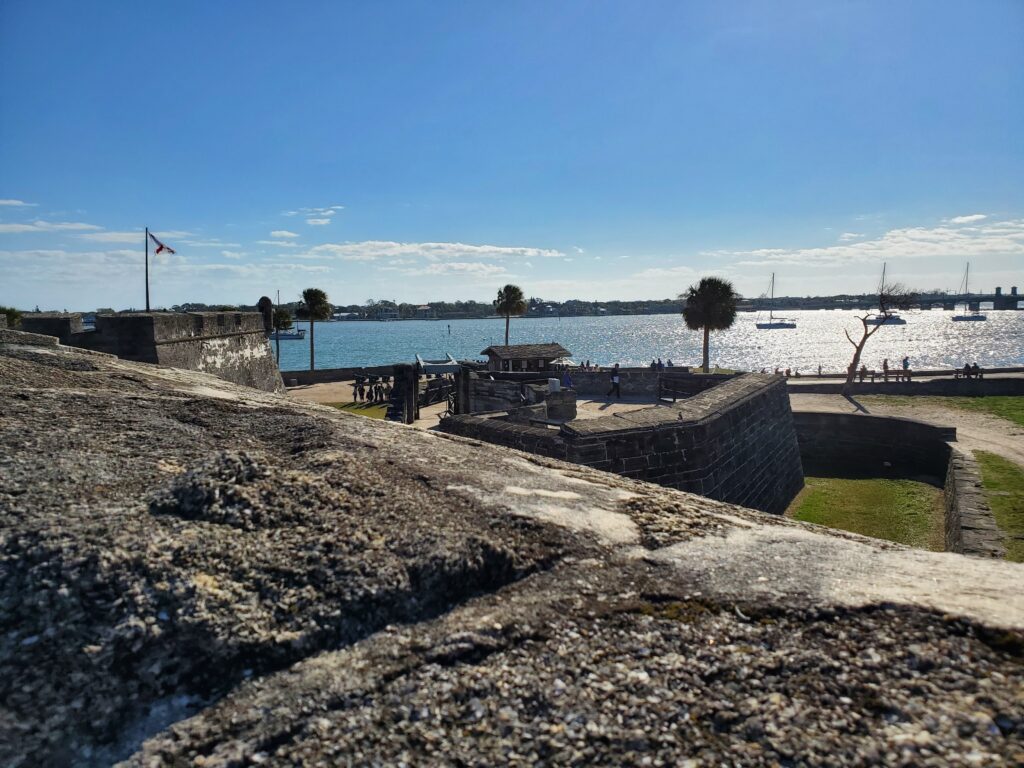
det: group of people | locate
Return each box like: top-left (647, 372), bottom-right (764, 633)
top-left (648, 358), bottom-right (675, 370)
top-left (960, 362), bottom-right (984, 379)
top-left (352, 376), bottom-right (392, 403)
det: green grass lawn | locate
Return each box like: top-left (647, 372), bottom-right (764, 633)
top-left (974, 451), bottom-right (1024, 563)
top-left (861, 395), bottom-right (1024, 428)
top-left (325, 402), bottom-right (389, 420)
top-left (787, 477), bottom-right (945, 550)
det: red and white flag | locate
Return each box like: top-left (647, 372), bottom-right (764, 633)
top-left (148, 232), bottom-right (176, 255)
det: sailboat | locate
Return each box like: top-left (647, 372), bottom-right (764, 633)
top-left (865, 263), bottom-right (907, 325)
top-left (756, 273), bottom-right (796, 329)
top-left (951, 263), bottom-right (987, 321)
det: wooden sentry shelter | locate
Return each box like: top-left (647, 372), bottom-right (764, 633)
top-left (480, 343), bottom-right (571, 372)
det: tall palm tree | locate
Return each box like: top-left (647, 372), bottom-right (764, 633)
top-left (681, 277), bottom-right (739, 373)
top-left (301, 287), bottom-right (331, 371)
top-left (494, 284), bottom-right (527, 347)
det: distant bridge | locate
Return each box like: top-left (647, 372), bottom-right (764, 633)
top-left (741, 290), bottom-right (1024, 312)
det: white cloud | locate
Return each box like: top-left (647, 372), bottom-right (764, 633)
top-left (270, 230), bottom-right (299, 239)
top-left (573, 246), bottom-right (585, 254)
top-left (403, 261), bottom-right (508, 277)
top-left (221, 250), bottom-right (244, 259)
top-left (947, 214), bottom-right (987, 224)
top-left (306, 218), bottom-right (332, 226)
top-left (838, 232), bottom-right (863, 241)
top-left (717, 218), bottom-right (1024, 269)
top-left (179, 238), bottom-right (239, 248)
top-left (0, 199), bottom-right (37, 207)
top-left (0, 220), bottom-right (103, 233)
top-left (78, 231), bottom-right (144, 243)
top-left (79, 230), bottom-right (193, 244)
top-left (255, 240), bottom-right (301, 248)
top-left (301, 240), bottom-right (564, 262)
top-left (283, 205), bottom-right (344, 217)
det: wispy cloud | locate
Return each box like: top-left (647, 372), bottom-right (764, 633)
top-left (179, 238), bottom-right (239, 248)
top-left (255, 239), bottom-right (301, 248)
top-left (282, 205), bottom-right (345, 217)
top-left (0, 199), bottom-right (37, 207)
top-left (300, 240), bottom-right (564, 262)
top-left (269, 230), bottom-right (300, 239)
top-left (717, 218), bottom-right (1024, 268)
top-left (573, 246), bottom-right (585, 254)
top-left (947, 213), bottom-right (987, 225)
top-left (79, 230), bottom-right (192, 244)
top-left (0, 220), bottom-right (102, 233)
top-left (283, 205), bottom-right (344, 227)
top-left (838, 232), bottom-right (863, 241)
top-left (221, 250), bottom-right (244, 259)
top-left (402, 261), bottom-right (509, 277)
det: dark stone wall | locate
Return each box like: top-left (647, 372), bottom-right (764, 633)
top-left (563, 375), bottom-right (803, 515)
top-left (441, 374), bottom-right (805, 515)
top-left (440, 414), bottom-right (568, 460)
top-left (22, 312), bottom-right (283, 392)
top-left (944, 449), bottom-right (1005, 559)
top-left (20, 313), bottom-right (84, 344)
top-left (792, 412), bottom-right (955, 479)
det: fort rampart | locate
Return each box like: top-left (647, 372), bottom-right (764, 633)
top-left (21, 312), bottom-right (283, 392)
top-left (441, 373), bottom-right (805, 515)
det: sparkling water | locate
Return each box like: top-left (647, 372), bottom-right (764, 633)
top-left (277, 310), bottom-right (1024, 373)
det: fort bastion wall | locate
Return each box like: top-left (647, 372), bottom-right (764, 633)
top-left (21, 312), bottom-right (283, 393)
top-left (441, 373), bottom-right (806, 515)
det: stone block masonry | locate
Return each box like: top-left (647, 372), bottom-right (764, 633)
top-left (21, 311), bottom-right (284, 392)
top-left (441, 374), bottom-right (805, 515)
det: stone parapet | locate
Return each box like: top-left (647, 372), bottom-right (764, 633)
top-left (442, 373), bottom-right (804, 515)
top-left (944, 448), bottom-right (1005, 558)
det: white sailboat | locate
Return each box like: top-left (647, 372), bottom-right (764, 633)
top-left (756, 273), bottom-right (796, 329)
top-left (865, 263), bottom-right (907, 325)
top-left (951, 263), bottom-right (987, 321)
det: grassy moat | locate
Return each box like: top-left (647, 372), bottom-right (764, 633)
top-left (787, 477), bottom-right (946, 551)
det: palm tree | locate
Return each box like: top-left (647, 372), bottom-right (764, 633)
top-left (681, 277), bottom-right (739, 373)
top-left (494, 284), bottom-right (527, 347)
top-left (300, 287), bottom-right (331, 371)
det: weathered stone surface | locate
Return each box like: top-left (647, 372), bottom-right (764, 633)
top-left (1, 342), bottom-right (1023, 767)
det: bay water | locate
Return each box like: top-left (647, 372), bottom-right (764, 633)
top-left (277, 310), bottom-right (1024, 374)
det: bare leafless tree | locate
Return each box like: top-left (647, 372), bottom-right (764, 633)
top-left (843, 282), bottom-right (917, 393)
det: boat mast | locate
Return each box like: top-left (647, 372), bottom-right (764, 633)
top-left (769, 273), bottom-right (775, 322)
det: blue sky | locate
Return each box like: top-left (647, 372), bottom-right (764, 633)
top-left (1, 0), bottom-right (1022, 310)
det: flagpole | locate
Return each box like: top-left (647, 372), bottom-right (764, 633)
top-left (144, 226), bottom-right (151, 312)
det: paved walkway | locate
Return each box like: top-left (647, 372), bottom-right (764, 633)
top-left (287, 381), bottom-right (354, 405)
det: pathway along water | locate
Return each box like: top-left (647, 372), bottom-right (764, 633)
top-left (278, 310), bottom-right (1024, 373)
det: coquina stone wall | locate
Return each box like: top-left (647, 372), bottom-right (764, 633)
top-left (792, 412), bottom-right (955, 479)
top-left (442, 373), bottom-right (805, 515)
top-left (21, 312), bottom-right (284, 392)
top-left (944, 449), bottom-right (1006, 558)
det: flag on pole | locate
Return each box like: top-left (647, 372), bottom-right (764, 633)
top-left (148, 232), bottom-right (176, 255)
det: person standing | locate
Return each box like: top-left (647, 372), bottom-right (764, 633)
top-left (606, 363), bottom-right (621, 399)
top-left (882, 358), bottom-right (890, 382)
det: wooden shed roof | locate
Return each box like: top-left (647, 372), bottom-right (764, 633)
top-left (480, 343), bottom-right (571, 360)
